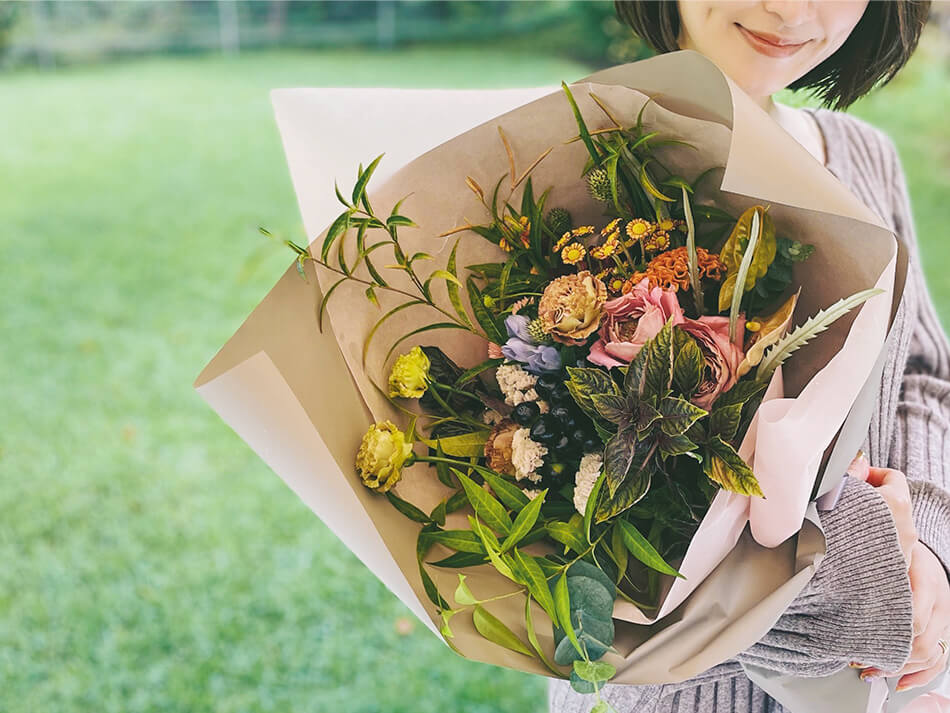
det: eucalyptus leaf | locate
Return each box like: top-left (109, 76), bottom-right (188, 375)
top-left (574, 660), bottom-right (617, 684)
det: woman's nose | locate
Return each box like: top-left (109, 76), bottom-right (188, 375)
top-left (761, 0), bottom-right (816, 28)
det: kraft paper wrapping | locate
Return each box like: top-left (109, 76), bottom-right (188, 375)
top-left (195, 51), bottom-right (912, 705)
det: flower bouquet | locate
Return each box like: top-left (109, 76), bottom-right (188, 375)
top-left (195, 51), bottom-right (906, 713)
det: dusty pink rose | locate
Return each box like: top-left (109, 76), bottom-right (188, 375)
top-left (588, 277), bottom-right (685, 368)
top-left (680, 314), bottom-right (746, 410)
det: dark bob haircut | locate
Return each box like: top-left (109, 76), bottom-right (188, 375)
top-left (614, 1), bottom-right (931, 110)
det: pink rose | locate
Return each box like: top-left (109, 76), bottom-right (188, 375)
top-left (588, 278), bottom-right (685, 368)
top-left (680, 314), bottom-right (746, 410)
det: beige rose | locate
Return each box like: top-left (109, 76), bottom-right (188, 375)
top-left (538, 270), bottom-right (607, 345)
top-left (483, 419), bottom-right (519, 476)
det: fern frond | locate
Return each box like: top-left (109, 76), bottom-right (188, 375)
top-left (756, 287), bottom-right (885, 381)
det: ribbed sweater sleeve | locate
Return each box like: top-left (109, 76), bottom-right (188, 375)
top-left (881, 135), bottom-right (950, 581)
top-left (735, 477), bottom-right (914, 676)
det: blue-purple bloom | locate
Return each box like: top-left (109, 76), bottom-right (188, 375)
top-left (501, 314), bottom-right (561, 374)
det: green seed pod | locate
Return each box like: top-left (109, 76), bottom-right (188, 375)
top-left (545, 207), bottom-right (572, 236)
top-left (586, 169), bottom-right (612, 203)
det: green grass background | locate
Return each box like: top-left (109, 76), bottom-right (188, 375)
top-left (1, 36), bottom-right (947, 713)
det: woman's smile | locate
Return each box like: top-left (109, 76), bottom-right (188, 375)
top-left (734, 23), bottom-right (813, 58)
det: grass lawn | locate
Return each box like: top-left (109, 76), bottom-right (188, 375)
top-left (1, 37), bottom-right (947, 713)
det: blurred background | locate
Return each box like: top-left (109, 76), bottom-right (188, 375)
top-left (1, 2), bottom-right (948, 711)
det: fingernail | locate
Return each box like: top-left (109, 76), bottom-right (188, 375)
top-left (856, 449), bottom-right (866, 462)
top-left (860, 670), bottom-right (881, 680)
top-left (849, 662), bottom-right (864, 668)
top-left (896, 683), bottom-right (908, 692)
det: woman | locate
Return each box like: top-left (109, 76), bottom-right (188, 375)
top-left (549, 2), bottom-right (950, 711)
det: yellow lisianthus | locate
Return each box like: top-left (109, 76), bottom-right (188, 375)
top-left (356, 421), bottom-right (414, 493)
top-left (388, 346), bottom-right (430, 399)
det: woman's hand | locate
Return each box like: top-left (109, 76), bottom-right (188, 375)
top-left (846, 456), bottom-right (950, 690)
top-left (858, 541), bottom-right (950, 690)
top-left (860, 463), bottom-right (919, 567)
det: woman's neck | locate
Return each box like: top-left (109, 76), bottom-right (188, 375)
top-left (752, 93), bottom-right (827, 167)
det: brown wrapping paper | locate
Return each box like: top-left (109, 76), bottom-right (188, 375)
top-left (195, 51), bottom-right (906, 686)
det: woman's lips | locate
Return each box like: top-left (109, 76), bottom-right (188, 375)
top-left (736, 24), bottom-right (811, 58)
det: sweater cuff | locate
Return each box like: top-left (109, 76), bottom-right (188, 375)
top-left (908, 478), bottom-right (950, 582)
top-left (791, 477), bottom-right (913, 673)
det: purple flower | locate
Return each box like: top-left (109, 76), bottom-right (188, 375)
top-left (501, 314), bottom-right (562, 374)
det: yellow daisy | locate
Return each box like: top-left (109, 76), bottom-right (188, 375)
top-left (600, 218), bottom-right (622, 236)
top-left (591, 239), bottom-right (619, 260)
top-left (657, 217), bottom-right (675, 233)
top-left (607, 273), bottom-right (625, 294)
top-left (643, 229), bottom-right (671, 252)
top-left (625, 218), bottom-right (654, 242)
top-left (561, 242), bottom-right (587, 265)
top-left (554, 232), bottom-right (572, 252)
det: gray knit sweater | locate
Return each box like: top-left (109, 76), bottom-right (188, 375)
top-left (549, 107), bottom-right (950, 713)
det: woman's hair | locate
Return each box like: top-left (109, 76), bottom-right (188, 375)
top-left (614, 0), bottom-right (932, 109)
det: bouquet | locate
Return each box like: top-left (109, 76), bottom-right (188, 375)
top-left (196, 51), bottom-right (906, 713)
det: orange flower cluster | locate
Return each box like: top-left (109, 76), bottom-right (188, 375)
top-left (622, 246), bottom-right (726, 293)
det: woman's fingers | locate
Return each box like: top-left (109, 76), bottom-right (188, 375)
top-left (896, 632), bottom-right (950, 692)
top-left (909, 544), bottom-right (939, 636)
top-left (864, 544), bottom-right (950, 690)
top-left (865, 466), bottom-right (918, 566)
top-left (847, 450), bottom-right (870, 482)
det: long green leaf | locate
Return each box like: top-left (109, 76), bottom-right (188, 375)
top-left (361, 299), bottom-right (427, 366)
top-left (383, 322), bottom-right (470, 366)
top-left (500, 490), bottom-right (547, 552)
top-left (546, 521), bottom-right (588, 554)
top-left (617, 519), bottom-right (684, 578)
top-left (420, 529), bottom-right (487, 554)
top-left (473, 605), bottom-right (533, 657)
top-left (481, 470), bottom-right (530, 511)
top-left (525, 596), bottom-right (568, 678)
top-left (583, 471), bottom-right (605, 544)
top-left (352, 153), bottom-right (384, 205)
top-left (446, 238), bottom-right (473, 329)
top-left (682, 186), bottom-right (704, 315)
top-left (419, 432), bottom-right (489, 458)
top-left (554, 574), bottom-right (583, 657)
top-left (513, 551), bottom-right (558, 624)
top-left (385, 491), bottom-right (430, 523)
top-left (321, 210), bottom-right (352, 262)
top-left (729, 207), bottom-right (761, 342)
top-left (467, 276), bottom-right (506, 343)
top-left (317, 277), bottom-right (347, 332)
top-left (455, 470), bottom-right (513, 535)
top-left (561, 81), bottom-right (601, 163)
